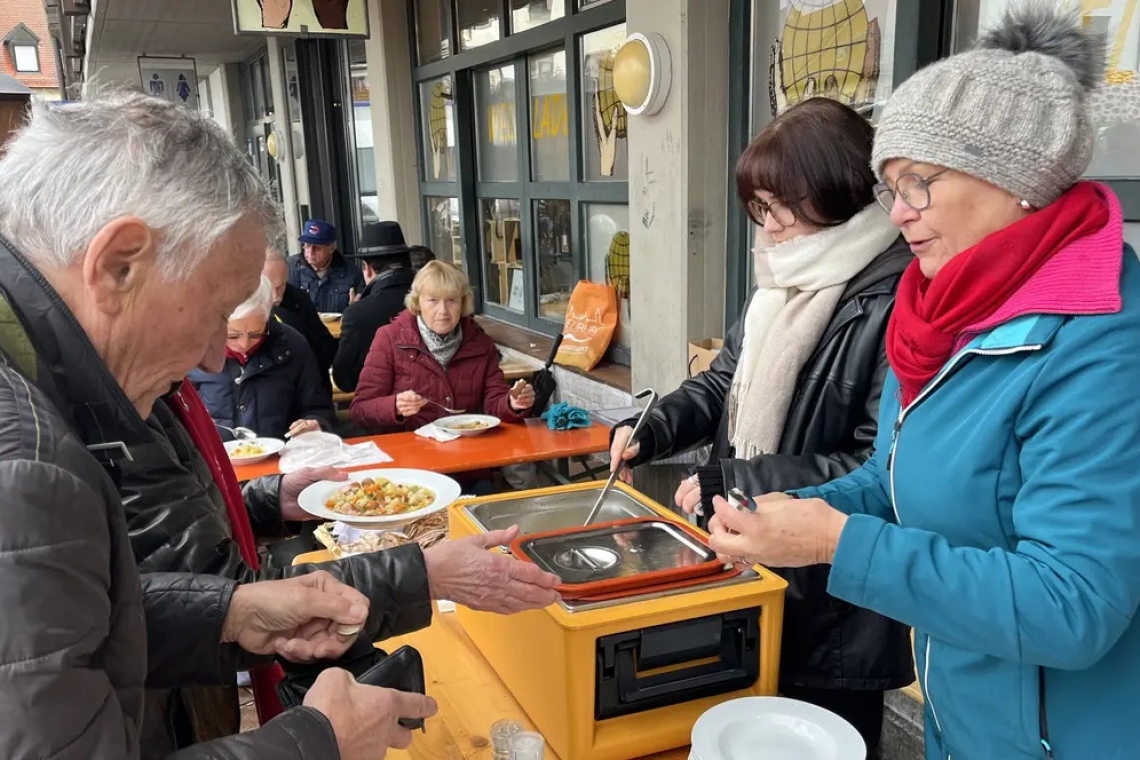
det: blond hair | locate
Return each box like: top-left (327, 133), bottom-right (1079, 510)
top-left (405, 260), bottom-right (475, 316)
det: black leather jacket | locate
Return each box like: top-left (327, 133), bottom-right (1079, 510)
top-left (120, 392), bottom-right (433, 755)
top-left (624, 238), bottom-right (915, 692)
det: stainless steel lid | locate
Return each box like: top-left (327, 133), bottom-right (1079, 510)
top-left (516, 520), bottom-right (717, 587)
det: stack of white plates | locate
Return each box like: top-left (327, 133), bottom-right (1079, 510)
top-left (690, 697), bottom-right (866, 760)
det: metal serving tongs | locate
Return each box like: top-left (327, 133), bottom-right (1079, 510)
top-left (584, 388), bottom-right (658, 526)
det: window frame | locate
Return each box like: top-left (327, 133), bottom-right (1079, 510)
top-left (12, 43), bottom-right (39, 73)
top-left (408, 0), bottom-right (630, 364)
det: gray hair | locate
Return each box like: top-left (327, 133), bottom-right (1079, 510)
top-left (230, 275), bottom-right (274, 321)
top-left (0, 87), bottom-right (278, 281)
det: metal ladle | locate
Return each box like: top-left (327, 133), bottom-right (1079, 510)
top-left (584, 388), bottom-right (658, 526)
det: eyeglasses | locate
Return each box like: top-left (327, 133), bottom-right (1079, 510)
top-left (226, 331), bottom-right (266, 342)
top-left (746, 198), bottom-right (798, 227)
top-left (874, 168), bottom-right (949, 214)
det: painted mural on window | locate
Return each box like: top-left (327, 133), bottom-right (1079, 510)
top-left (582, 24), bottom-right (629, 181)
top-left (768, 0), bottom-right (897, 118)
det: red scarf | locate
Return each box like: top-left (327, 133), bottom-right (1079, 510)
top-left (225, 336), bottom-right (265, 366)
top-left (167, 383), bottom-right (286, 724)
top-left (886, 183), bottom-right (1109, 407)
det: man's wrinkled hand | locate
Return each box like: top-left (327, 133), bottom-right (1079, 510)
top-left (423, 527), bottom-right (560, 613)
top-left (280, 466), bottom-right (348, 521)
top-left (221, 572), bottom-right (369, 662)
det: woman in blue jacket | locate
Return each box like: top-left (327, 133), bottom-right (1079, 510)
top-left (706, 6), bottom-right (1140, 759)
top-left (191, 276), bottom-right (336, 441)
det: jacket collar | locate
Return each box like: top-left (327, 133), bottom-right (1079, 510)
top-left (362, 267), bottom-right (415, 298)
top-left (230, 318), bottom-right (292, 378)
top-left (0, 234), bottom-right (153, 460)
top-left (393, 310), bottom-right (483, 362)
top-left (839, 235), bottom-right (912, 302)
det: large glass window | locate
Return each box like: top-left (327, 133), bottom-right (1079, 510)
top-left (347, 40), bottom-right (378, 224)
top-left (529, 49), bottom-right (570, 181)
top-left (481, 199), bottom-right (524, 311)
top-left (512, 0), bottom-right (566, 33)
top-left (581, 24), bottom-right (628, 181)
top-left (585, 203), bottom-right (630, 348)
top-left (475, 65), bottom-right (520, 181)
top-left (420, 75), bottom-right (456, 181)
top-left (412, 4), bottom-right (631, 359)
top-left (951, 0), bottom-right (1140, 180)
top-left (426, 196), bottom-right (466, 271)
top-left (282, 43), bottom-right (312, 232)
top-left (579, 0), bottom-right (615, 8)
top-left (458, 0), bottom-right (501, 51)
top-left (415, 0), bottom-right (452, 64)
top-left (535, 199), bottom-right (573, 322)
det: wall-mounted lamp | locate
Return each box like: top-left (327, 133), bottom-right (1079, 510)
top-left (612, 32), bottom-right (671, 116)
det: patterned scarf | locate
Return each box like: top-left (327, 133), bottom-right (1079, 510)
top-left (418, 315), bottom-right (463, 369)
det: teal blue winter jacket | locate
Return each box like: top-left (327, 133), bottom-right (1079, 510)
top-left (796, 245), bottom-right (1140, 759)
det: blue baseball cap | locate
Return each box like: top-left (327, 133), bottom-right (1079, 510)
top-left (299, 219), bottom-right (337, 245)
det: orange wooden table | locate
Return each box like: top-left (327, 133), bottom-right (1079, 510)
top-left (232, 419), bottom-right (611, 482)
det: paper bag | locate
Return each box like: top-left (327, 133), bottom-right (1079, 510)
top-left (555, 281), bottom-right (618, 371)
top-left (687, 338), bottom-right (724, 377)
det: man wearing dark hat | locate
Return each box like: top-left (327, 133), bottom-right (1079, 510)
top-left (288, 218), bottom-right (365, 314)
top-left (332, 222), bottom-right (434, 392)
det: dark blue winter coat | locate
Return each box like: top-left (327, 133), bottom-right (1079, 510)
top-left (189, 320), bottom-right (335, 441)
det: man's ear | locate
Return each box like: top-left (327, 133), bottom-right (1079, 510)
top-left (81, 217), bottom-right (157, 317)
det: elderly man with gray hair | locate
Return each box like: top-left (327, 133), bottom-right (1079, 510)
top-left (0, 91), bottom-right (441, 758)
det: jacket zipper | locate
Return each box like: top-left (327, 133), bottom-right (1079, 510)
top-left (886, 344), bottom-right (1042, 759)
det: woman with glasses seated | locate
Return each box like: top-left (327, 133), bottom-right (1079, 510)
top-left (190, 275), bottom-right (336, 441)
top-left (607, 96), bottom-right (913, 755)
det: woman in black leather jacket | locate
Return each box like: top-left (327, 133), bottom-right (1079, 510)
top-left (610, 98), bottom-right (913, 757)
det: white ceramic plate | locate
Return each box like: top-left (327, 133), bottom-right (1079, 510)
top-left (691, 697), bottom-right (865, 760)
top-left (223, 437), bottom-right (285, 465)
top-left (297, 468), bottom-right (462, 529)
top-left (434, 414), bottom-right (501, 437)
top-left (319, 312), bottom-right (342, 322)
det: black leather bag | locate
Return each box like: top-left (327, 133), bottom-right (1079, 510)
top-left (276, 640), bottom-right (427, 731)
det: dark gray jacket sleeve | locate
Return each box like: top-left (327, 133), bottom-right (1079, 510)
top-left (141, 573), bottom-right (275, 689)
top-left (0, 459), bottom-right (145, 760)
top-left (169, 707), bottom-right (341, 760)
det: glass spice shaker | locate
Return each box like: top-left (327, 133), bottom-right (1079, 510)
top-left (509, 731), bottom-right (546, 760)
top-left (490, 719), bottom-right (523, 760)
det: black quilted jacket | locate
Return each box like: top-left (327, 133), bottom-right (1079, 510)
top-left (0, 234), bottom-right (341, 759)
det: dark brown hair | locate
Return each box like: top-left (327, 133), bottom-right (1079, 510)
top-left (735, 97), bottom-right (876, 228)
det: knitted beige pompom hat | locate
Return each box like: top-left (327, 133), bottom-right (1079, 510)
top-left (871, 2), bottom-right (1107, 208)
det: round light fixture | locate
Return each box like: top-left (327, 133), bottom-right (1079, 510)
top-left (612, 32), bottom-right (671, 116)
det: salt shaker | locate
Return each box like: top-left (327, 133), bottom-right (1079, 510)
top-left (509, 731), bottom-right (545, 760)
top-left (490, 719), bottom-right (523, 760)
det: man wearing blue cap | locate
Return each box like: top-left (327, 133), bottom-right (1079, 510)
top-left (288, 219), bottom-right (366, 314)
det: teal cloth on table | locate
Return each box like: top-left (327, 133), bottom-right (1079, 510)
top-left (541, 402), bottom-right (590, 430)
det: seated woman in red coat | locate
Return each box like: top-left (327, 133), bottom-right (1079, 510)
top-left (351, 261), bottom-right (535, 435)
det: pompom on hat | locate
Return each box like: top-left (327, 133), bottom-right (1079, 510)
top-left (871, 1), bottom-right (1107, 209)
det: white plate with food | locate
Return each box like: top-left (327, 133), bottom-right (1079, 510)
top-left (690, 697), bottom-right (865, 760)
top-left (297, 468), bottom-right (462, 528)
top-left (223, 437), bottom-right (285, 465)
top-left (319, 312), bottom-right (342, 322)
top-left (433, 414), bottom-right (501, 437)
